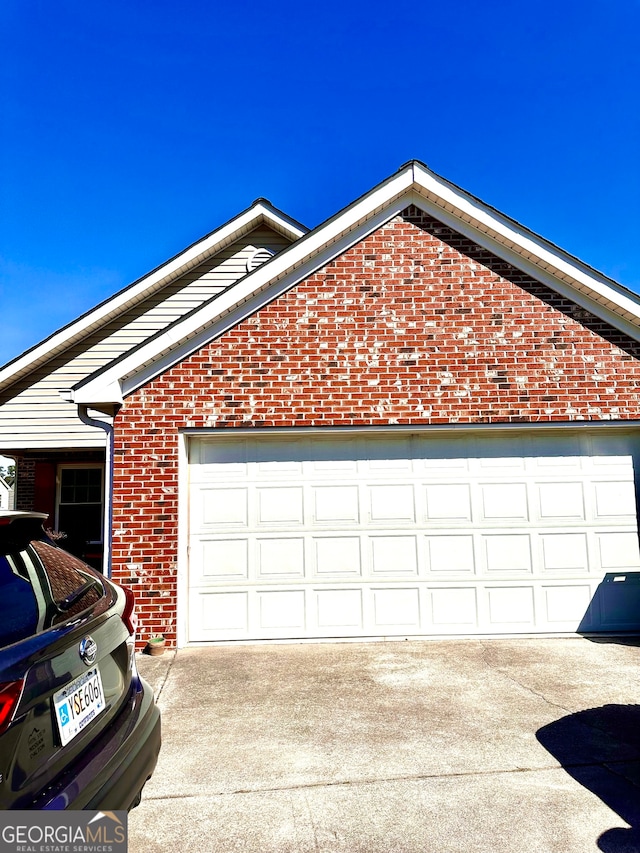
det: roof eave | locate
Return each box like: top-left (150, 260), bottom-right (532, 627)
top-left (411, 162), bottom-right (640, 320)
top-left (0, 201), bottom-right (307, 393)
top-left (72, 162), bottom-right (640, 407)
top-left (72, 166), bottom-right (418, 405)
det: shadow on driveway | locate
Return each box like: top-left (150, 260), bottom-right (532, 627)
top-left (537, 704), bottom-right (640, 852)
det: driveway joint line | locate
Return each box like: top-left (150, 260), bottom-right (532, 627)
top-left (151, 651), bottom-right (177, 701)
top-left (143, 760), bottom-right (640, 802)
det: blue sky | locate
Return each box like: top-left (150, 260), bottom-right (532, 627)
top-left (1, 0), bottom-right (639, 369)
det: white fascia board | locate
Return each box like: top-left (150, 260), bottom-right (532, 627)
top-left (75, 381), bottom-right (125, 407)
top-left (0, 202), bottom-right (305, 392)
top-left (73, 169), bottom-right (416, 405)
top-left (72, 161), bottom-right (640, 405)
top-left (0, 435), bottom-right (107, 451)
top-left (412, 163), bottom-right (640, 323)
top-left (181, 420), bottom-right (640, 440)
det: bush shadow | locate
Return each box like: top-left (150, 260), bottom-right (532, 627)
top-left (537, 705), bottom-right (640, 852)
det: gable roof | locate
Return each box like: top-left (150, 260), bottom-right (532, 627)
top-left (0, 200), bottom-right (307, 394)
top-left (64, 160), bottom-right (640, 406)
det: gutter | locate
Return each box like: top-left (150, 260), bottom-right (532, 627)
top-left (77, 405), bottom-right (114, 578)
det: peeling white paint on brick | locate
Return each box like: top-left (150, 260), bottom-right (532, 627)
top-left (109, 212), bottom-right (640, 645)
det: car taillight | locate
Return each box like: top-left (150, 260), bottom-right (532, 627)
top-left (121, 586), bottom-right (139, 637)
top-left (0, 680), bottom-right (24, 734)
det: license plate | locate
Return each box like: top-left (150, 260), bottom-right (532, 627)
top-left (54, 667), bottom-right (105, 746)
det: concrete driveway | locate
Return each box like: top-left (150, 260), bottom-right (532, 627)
top-left (129, 639), bottom-right (640, 853)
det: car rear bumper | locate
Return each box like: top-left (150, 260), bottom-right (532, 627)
top-left (86, 676), bottom-right (161, 811)
top-left (41, 674), bottom-right (161, 811)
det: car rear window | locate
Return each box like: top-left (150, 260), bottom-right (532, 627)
top-left (0, 519), bottom-right (105, 647)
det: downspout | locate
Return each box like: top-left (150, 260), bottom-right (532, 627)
top-left (77, 405), bottom-right (114, 578)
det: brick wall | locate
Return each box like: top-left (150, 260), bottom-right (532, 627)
top-left (112, 209), bottom-right (640, 645)
top-left (15, 458), bottom-right (35, 511)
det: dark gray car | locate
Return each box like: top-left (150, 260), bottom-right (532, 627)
top-left (0, 511), bottom-right (160, 809)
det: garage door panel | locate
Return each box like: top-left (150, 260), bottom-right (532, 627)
top-left (258, 590), bottom-right (306, 631)
top-left (193, 538), bottom-right (249, 581)
top-left (425, 484), bottom-right (471, 521)
top-left (190, 437), bottom-right (249, 474)
top-left (372, 588), bottom-right (421, 629)
top-left (415, 436), bottom-right (469, 473)
top-left (363, 437), bottom-right (412, 470)
top-left (420, 455), bottom-right (469, 474)
top-left (316, 588), bottom-right (363, 630)
top-left (540, 533), bottom-right (589, 572)
top-left (313, 537), bottom-right (362, 576)
top-left (541, 584), bottom-right (594, 626)
top-left (477, 455), bottom-right (527, 473)
top-left (527, 434), bottom-right (582, 468)
top-left (425, 535), bottom-right (476, 575)
top-left (593, 481), bottom-right (637, 519)
top-left (590, 456), bottom-right (636, 476)
top-left (413, 431), bottom-right (467, 453)
top-left (256, 538), bottom-right (306, 578)
top-left (529, 454), bottom-right (583, 472)
top-left (308, 438), bottom-right (359, 472)
top-left (487, 586), bottom-right (535, 627)
top-left (198, 488), bottom-right (248, 527)
top-left (256, 455), bottom-right (303, 476)
top-left (257, 487), bottom-right (304, 524)
top-left (312, 485), bottom-right (360, 523)
top-left (483, 534), bottom-right (532, 574)
top-left (588, 432), bottom-right (635, 459)
top-left (480, 483), bottom-right (529, 521)
top-left (537, 482), bottom-right (585, 521)
top-left (370, 536), bottom-right (419, 576)
top-left (429, 587), bottom-right (479, 628)
top-left (596, 531), bottom-right (640, 569)
top-left (187, 432), bottom-right (640, 641)
top-left (595, 577), bottom-right (640, 631)
top-left (192, 591), bottom-right (249, 638)
top-left (369, 484), bottom-right (416, 523)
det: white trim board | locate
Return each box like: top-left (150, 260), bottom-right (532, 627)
top-left (183, 426), bottom-right (640, 642)
top-left (0, 201), bottom-right (307, 393)
top-left (75, 197), bottom-right (412, 405)
top-left (72, 161), bottom-right (640, 407)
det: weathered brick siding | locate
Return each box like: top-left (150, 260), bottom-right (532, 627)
top-left (112, 208), bottom-right (640, 645)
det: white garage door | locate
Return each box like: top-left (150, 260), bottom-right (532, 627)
top-left (186, 430), bottom-right (640, 642)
